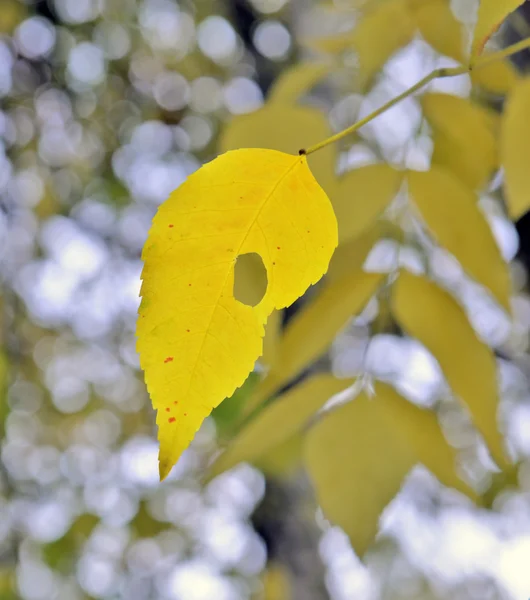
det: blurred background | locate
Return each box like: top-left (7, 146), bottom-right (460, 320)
top-left (3, 0), bottom-right (530, 598)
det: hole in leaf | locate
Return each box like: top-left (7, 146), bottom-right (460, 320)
top-left (233, 252), bottom-right (268, 307)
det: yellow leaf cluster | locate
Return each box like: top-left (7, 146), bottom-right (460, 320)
top-left (137, 0), bottom-right (526, 564)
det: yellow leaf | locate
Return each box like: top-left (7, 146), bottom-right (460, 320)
top-left (137, 149), bottom-right (338, 480)
top-left (326, 223), bottom-right (384, 283)
top-left (254, 433), bottom-right (304, 477)
top-left (391, 270), bottom-right (510, 470)
top-left (372, 382), bottom-right (476, 500)
top-left (220, 105), bottom-right (336, 195)
top-left (305, 0), bottom-right (415, 90)
top-left (471, 58), bottom-right (519, 95)
top-left (422, 92), bottom-right (498, 190)
top-left (471, 0), bottom-right (526, 58)
top-left (267, 62), bottom-right (331, 105)
top-left (305, 382), bottom-right (476, 557)
top-left (260, 564), bottom-right (292, 600)
top-left (262, 308), bottom-right (281, 369)
top-left (352, 0), bottom-right (416, 90)
top-left (413, 0), bottom-right (466, 62)
top-left (209, 374), bottom-right (352, 479)
top-left (332, 164), bottom-right (403, 244)
top-left (408, 167), bottom-right (511, 312)
top-left (248, 270), bottom-right (384, 413)
top-left (501, 77), bottom-right (530, 220)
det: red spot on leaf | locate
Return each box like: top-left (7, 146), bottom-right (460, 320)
top-left (165, 408), bottom-right (170, 412)
top-left (164, 357), bottom-right (174, 363)
top-left (169, 224), bottom-right (174, 228)
top-left (168, 417), bottom-right (176, 423)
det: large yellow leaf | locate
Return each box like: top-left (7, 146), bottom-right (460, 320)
top-left (208, 374), bottom-right (352, 479)
top-left (408, 167), bottom-right (511, 312)
top-left (422, 92), bottom-right (498, 191)
top-left (332, 164), bottom-right (403, 244)
top-left (501, 78), bottom-right (530, 220)
top-left (413, 0), bottom-right (465, 62)
top-left (391, 270), bottom-right (510, 470)
top-left (304, 382), bottom-right (474, 557)
top-left (220, 105), bottom-right (336, 196)
top-left (137, 149), bottom-right (338, 479)
top-left (247, 270), bottom-right (385, 413)
top-left (472, 0), bottom-right (526, 58)
top-left (267, 62), bottom-right (331, 105)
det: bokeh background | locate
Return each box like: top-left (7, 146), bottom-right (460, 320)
top-left (2, 0), bottom-right (530, 598)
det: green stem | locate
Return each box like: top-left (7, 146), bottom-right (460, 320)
top-left (303, 66), bottom-right (467, 156)
top-left (473, 35), bottom-right (530, 68)
top-left (302, 35), bottom-right (530, 156)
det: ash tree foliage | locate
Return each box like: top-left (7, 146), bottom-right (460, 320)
top-left (138, 0), bottom-right (530, 558)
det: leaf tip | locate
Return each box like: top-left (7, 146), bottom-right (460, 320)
top-left (158, 457), bottom-right (173, 482)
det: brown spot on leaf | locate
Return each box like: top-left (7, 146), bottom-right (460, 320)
top-left (168, 417), bottom-right (176, 423)
top-left (164, 357), bottom-right (174, 363)
top-left (277, 247), bottom-right (281, 250)
top-left (169, 224), bottom-right (174, 228)
top-left (174, 401), bottom-right (178, 405)
top-left (166, 408), bottom-right (170, 412)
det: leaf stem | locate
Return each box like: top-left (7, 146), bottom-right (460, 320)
top-left (473, 35), bottom-right (530, 68)
top-left (303, 66), bottom-right (467, 156)
top-left (303, 36), bottom-right (530, 156)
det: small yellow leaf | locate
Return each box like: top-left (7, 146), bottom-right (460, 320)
top-left (138, 149), bottom-right (338, 480)
top-left (408, 167), bottom-right (511, 312)
top-left (501, 77), bottom-right (530, 220)
top-left (261, 564), bottom-right (292, 600)
top-left (332, 164), bottom-right (403, 244)
top-left (392, 270), bottom-right (510, 470)
top-left (262, 308), bottom-right (281, 369)
top-left (305, 391), bottom-right (415, 557)
top-left (326, 223), bottom-right (384, 283)
top-left (471, 58), bottom-right (519, 95)
top-left (209, 374), bottom-right (352, 479)
top-left (220, 105), bottom-right (336, 195)
top-left (352, 0), bottom-right (416, 90)
top-left (305, 0), bottom-right (415, 90)
top-left (422, 92), bottom-right (498, 190)
top-left (372, 382), bottom-right (476, 501)
top-left (413, 0), bottom-right (466, 62)
top-left (253, 433), bottom-right (304, 477)
top-left (472, 0), bottom-right (526, 58)
top-left (267, 62), bottom-right (331, 105)
top-left (248, 270), bottom-right (384, 413)
top-left (305, 382), bottom-right (476, 557)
